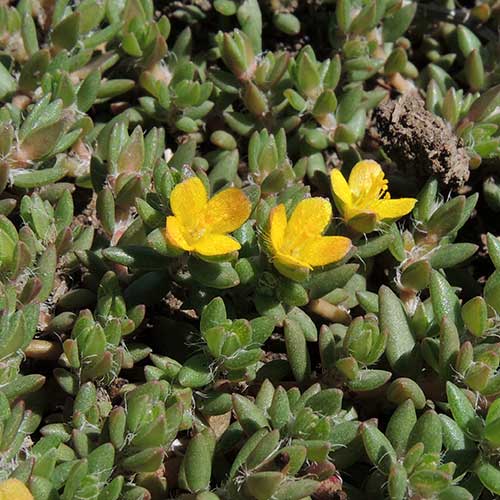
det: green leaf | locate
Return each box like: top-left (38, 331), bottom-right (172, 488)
top-left (430, 243), bottom-right (477, 269)
top-left (62, 459), bottom-right (88, 500)
top-left (232, 394), bottom-right (268, 435)
top-left (306, 389), bottom-right (342, 416)
top-left (336, 0), bottom-right (352, 33)
top-left (178, 354), bottom-right (213, 388)
top-left (410, 470), bottom-right (451, 497)
top-left (440, 413), bottom-right (476, 474)
top-left (245, 471), bottom-right (284, 500)
top-left (286, 307), bottom-right (317, 342)
top-left (183, 431), bottom-right (213, 493)
top-left (439, 317), bottom-right (460, 381)
top-left (273, 12), bottom-right (300, 36)
top-left (53, 12), bottom-right (80, 50)
top-left (188, 258), bottom-right (240, 289)
top-left (379, 285), bottom-right (418, 375)
top-left (383, 3), bottom-right (417, 42)
top-left (361, 423), bottom-right (397, 474)
top-left (229, 427), bottom-right (268, 478)
top-left (386, 378), bottom-right (426, 410)
top-left (484, 417), bottom-right (500, 446)
top-left (466, 84), bottom-right (500, 123)
top-left (430, 271), bottom-right (463, 331)
top-left (438, 486), bottom-right (473, 500)
top-left (408, 410), bottom-right (442, 454)
top-left (214, 0), bottom-right (237, 16)
top-left (347, 369), bottom-right (391, 391)
top-left (0, 62), bottom-right (16, 100)
top-left (307, 263), bottom-right (359, 299)
top-left (21, 14), bottom-right (39, 56)
top-left (388, 462), bottom-right (408, 500)
top-left (487, 233), bottom-right (500, 269)
top-left (475, 461), bottom-right (500, 495)
top-left (200, 297), bottom-right (227, 334)
top-left (269, 386), bottom-right (291, 430)
top-left (385, 399), bottom-right (417, 455)
top-left (98, 476), bottom-right (124, 500)
top-left (88, 443), bottom-right (115, 483)
top-left (484, 270), bottom-right (500, 314)
top-left (426, 196), bottom-right (465, 238)
top-left (400, 260), bottom-right (431, 291)
top-left (246, 428), bottom-right (280, 470)
top-left (121, 448), bottom-right (163, 473)
top-left (78, 70), bottom-right (100, 112)
top-left (273, 479), bottom-right (319, 500)
top-left (446, 382), bottom-right (476, 433)
top-left (284, 319), bottom-right (311, 383)
top-left (457, 25), bottom-right (481, 57)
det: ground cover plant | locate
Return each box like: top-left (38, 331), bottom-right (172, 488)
top-left (1, 0), bottom-right (500, 499)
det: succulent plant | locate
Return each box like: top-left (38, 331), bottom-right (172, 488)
top-left (1, 0), bottom-right (500, 499)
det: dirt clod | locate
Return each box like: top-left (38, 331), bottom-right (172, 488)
top-left (374, 92), bottom-right (470, 189)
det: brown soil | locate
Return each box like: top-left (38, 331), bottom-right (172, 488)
top-left (374, 92), bottom-right (470, 189)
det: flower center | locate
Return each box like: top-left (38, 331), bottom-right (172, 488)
top-left (351, 173), bottom-right (388, 210)
top-left (183, 214), bottom-right (209, 245)
top-left (282, 232), bottom-right (315, 261)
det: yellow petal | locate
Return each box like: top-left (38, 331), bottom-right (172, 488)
top-left (273, 256), bottom-right (311, 281)
top-left (0, 479), bottom-right (33, 500)
top-left (348, 160), bottom-right (383, 188)
top-left (165, 216), bottom-right (193, 251)
top-left (330, 168), bottom-right (352, 212)
top-left (297, 236), bottom-right (352, 267)
top-left (374, 198), bottom-right (417, 221)
top-left (283, 197), bottom-right (332, 252)
top-left (268, 204), bottom-right (287, 254)
top-left (170, 177), bottom-right (208, 226)
top-left (193, 233), bottom-right (241, 256)
top-left (349, 160), bottom-right (387, 208)
top-left (205, 187), bottom-right (252, 233)
top-left (274, 251), bottom-right (312, 270)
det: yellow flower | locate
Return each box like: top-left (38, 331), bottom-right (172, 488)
top-left (266, 197), bottom-right (352, 280)
top-left (330, 160), bottom-right (417, 233)
top-left (0, 479), bottom-right (33, 500)
top-left (165, 177), bottom-right (251, 258)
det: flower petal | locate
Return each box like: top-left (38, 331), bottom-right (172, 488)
top-left (268, 204), bottom-right (287, 254)
top-left (205, 187), bottom-right (252, 233)
top-left (348, 160), bottom-right (386, 199)
top-left (348, 160), bottom-right (383, 187)
top-left (0, 479), bottom-right (33, 500)
top-left (275, 251), bottom-right (312, 270)
top-left (330, 168), bottom-right (352, 212)
top-left (374, 198), bottom-right (417, 221)
top-left (165, 216), bottom-right (193, 251)
top-left (283, 197), bottom-right (332, 252)
top-left (170, 177), bottom-right (208, 226)
top-left (193, 233), bottom-right (241, 256)
top-left (297, 236), bottom-right (352, 267)
top-left (273, 255), bottom-right (312, 281)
